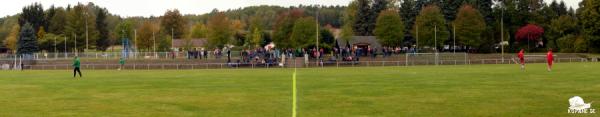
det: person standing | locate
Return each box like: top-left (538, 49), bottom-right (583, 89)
top-left (547, 48), bottom-right (554, 71)
top-left (518, 49), bottom-right (525, 70)
top-left (119, 57), bottom-right (126, 70)
top-left (73, 56), bottom-right (82, 78)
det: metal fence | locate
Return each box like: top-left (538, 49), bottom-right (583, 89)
top-left (5, 56), bottom-right (594, 70)
top-left (0, 51), bottom-right (248, 60)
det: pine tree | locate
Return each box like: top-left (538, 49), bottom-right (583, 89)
top-left (354, 0), bottom-right (372, 36)
top-left (96, 8), bottom-right (110, 51)
top-left (17, 23), bottom-right (38, 55)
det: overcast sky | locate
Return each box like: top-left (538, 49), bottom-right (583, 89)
top-left (0, 0), bottom-right (582, 17)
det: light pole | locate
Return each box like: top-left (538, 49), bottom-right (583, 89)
top-left (84, 12), bottom-right (88, 51)
top-left (434, 25), bottom-right (437, 53)
top-left (416, 23), bottom-right (419, 53)
top-left (134, 29), bottom-right (137, 58)
top-left (316, 8), bottom-right (320, 60)
top-left (501, 4), bottom-right (505, 63)
top-left (153, 30), bottom-right (156, 58)
top-left (64, 36), bottom-right (67, 58)
top-left (171, 28), bottom-right (174, 50)
top-left (453, 24), bottom-right (456, 54)
top-left (54, 37), bottom-right (57, 59)
top-left (434, 25), bottom-right (438, 66)
top-left (74, 33), bottom-right (77, 56)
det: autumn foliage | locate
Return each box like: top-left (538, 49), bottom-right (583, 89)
top-left (515, 24), bottom-right (544, 42)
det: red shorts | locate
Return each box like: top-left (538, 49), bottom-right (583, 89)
top-left (520, 58), bottom-right (524, 64)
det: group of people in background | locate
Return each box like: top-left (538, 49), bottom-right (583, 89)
top-left (186, 48), bottom-right (209, 59)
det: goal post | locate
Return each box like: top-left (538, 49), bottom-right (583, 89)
top-left (405, 52), bottom-right (468, 66)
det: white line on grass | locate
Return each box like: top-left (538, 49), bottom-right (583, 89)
top-left (292, 68), bottom-right (297, 117)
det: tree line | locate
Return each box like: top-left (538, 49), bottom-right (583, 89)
top-left (1, 0), bottom-right (599, 55)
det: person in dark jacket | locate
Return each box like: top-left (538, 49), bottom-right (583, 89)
top-left (73, 56), bottom-right (82, 78)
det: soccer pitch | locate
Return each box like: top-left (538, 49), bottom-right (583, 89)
top-left (0, 63), bottom-right (598, 116)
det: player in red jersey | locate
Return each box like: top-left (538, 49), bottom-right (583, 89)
top-left (518, 49), bottom-right (525, 70)
top-left (547, 48), bottom-right (554, 71)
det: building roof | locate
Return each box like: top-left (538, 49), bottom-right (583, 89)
top-left (172, 38), bottom-right (207, 48)
top-left (336, 36), bottom-right (382, 49)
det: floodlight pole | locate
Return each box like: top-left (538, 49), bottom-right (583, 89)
top-left (85, 12), bottom-right (88, 51)
top-left (134, 29), bottom-right (137, 58)
top-left (501, 6), bottom-right (505, 63)
top-left (64, 36), bottom-right (67, 58)
top-left (54, 37), bottom-right (57, 58)
top-left (416, 23), bottom-right (419, 53)
top-left (316, 8), bottom-right (320, 61)
top-left (453, 24), bottom-right (456, 54)
top-left (435, 25), bottom-right (438, 66)
top-left (153, 31), bottom-right (156, 58)
top-left (74, 33), bottom-right (77, 56)
top-left (134, 30), bottom-right (137, 49)
top-left (171, 28), bottom-right (174, 50)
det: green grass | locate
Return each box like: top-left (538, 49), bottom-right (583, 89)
top-left (1, 63), bottom-right (599, 116)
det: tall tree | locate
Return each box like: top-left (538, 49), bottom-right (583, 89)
top-left (17, 23), bottom-right (38, 55)
top-left (353, 0), bottom-right (388, 36)
top-left (578, 0), bottom-right (600, 52)
top-left (160, 9), bottom-right (187, 39)
top-left (412, 5), bottom-right (449, 50)
top-left (137, 21), bottom-right (159, 51)
top-left (206, 12), bottom-right (232, 49)
top-left (353, 0), bottom-right (372, 36)
top-left (44, 5), bottom-right (56, 30)
top-left (476, 0), bottom-right (494, 25)
top-left (454, 5), bottom-right (486, 49)
top-left (272, 9), bottom-right (304, 48)
top-left (246, 16), bottom-right (263, 47)
top-left (248, 28), bottom-right (262, 48)
top-left (18, 3), bottom-right (45, 34)
top-left (48, 7), bottom-right (66, 35)
top-left (96, 8), bottom-right (110, 51)
top-left (290, 17), bottom-right (317, 48)
top-left (189, 23), bottom-right (208, 38)
top-left (548, 15), bottom-right (577, 51)
top-left (319, 29), bottom-right (335, 49)
top-left (374, 10), bottom-right (404, 47)
top-left (3, 25), bottom-right (19, 53)
top-left (399, 0), bottom-right (416, 41)
top-left (64, 3), bottom-right (98, 51)
top-left (340, 0), bottom-right (358, 41)
top-left (369, 0), bottom-right (389, 33)
top-left (113, 20), bottom-right (135, 43)
top-left (230, 19), bottom-right (246, 46)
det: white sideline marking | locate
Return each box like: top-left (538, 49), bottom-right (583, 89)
top-left (292, 68), bottom-right (297, 117)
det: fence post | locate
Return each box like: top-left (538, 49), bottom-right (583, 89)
top-left (405, 53), bottom-right (408, 66)
top-left (464, 53), bottom-right (468, 65)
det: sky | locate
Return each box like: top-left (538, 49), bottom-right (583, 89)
top-left (0, 0), bottom-right (582, 17)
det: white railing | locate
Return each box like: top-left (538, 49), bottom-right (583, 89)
top-left (4, 57), bottom-right (593, 70)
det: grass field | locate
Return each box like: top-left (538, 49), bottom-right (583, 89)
top-left (0, 62), bottom-right (599, 116)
